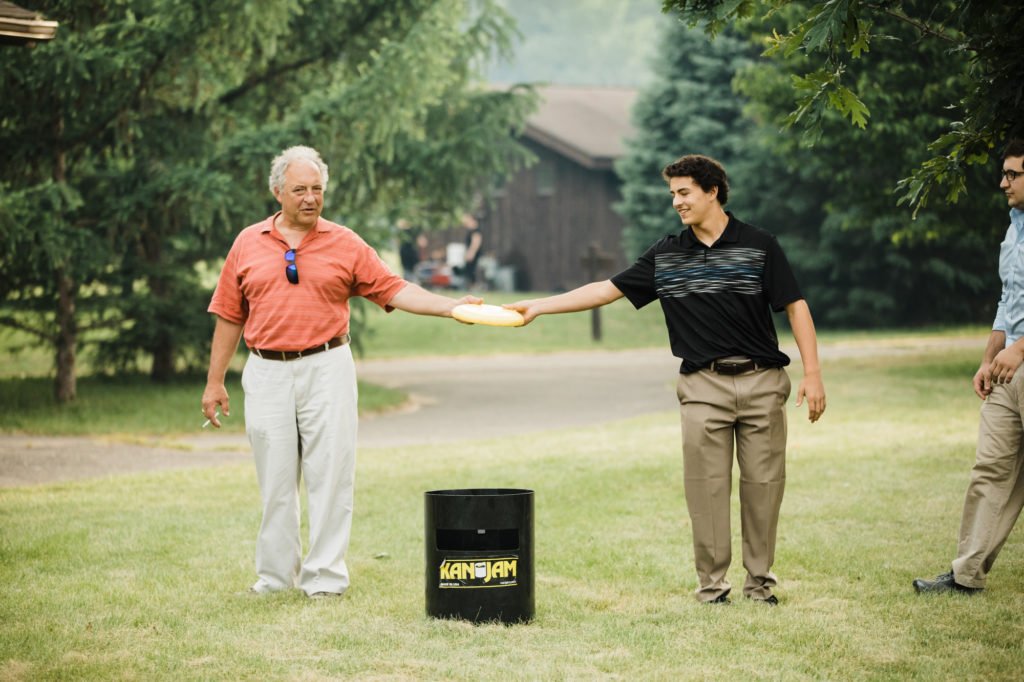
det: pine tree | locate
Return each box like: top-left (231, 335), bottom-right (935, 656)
top-left (0, 0), bottom-right (535, 398)
top-left (615, 22), bottom-right (760, 257)
top-left (615, 10), bottom-right (1003, 328)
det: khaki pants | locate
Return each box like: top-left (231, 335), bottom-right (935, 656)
top-left (952, 372), bottom-right (1024, 589)
top-left (677, 367), bottom-right (791, 601)
top-left (242, 344), bottom-right (359, 596)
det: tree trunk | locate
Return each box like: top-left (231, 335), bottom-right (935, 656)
top-left (52, 119), bottom-right (77, 403)
top-left (146, 233), bottom-right (176, 382)
top-left (150, 337), bottom-right (175, 382)
top-left (147, 251), bottom-right (175, 382)
top-left (54, 267), bottom-right (77, 403)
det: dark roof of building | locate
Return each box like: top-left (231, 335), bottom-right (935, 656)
top-left (0, 1), bottom-right (58, 45)
top-left (524, 85), bottom-right (638, 170)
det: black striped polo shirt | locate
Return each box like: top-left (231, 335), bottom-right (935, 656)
top-left (611, 213), bottom-right (803, 374)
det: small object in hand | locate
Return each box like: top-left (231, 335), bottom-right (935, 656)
top-left (202, 409), bottom-right (222, 429)
top-left (451, 303), bottom-right (525, 327)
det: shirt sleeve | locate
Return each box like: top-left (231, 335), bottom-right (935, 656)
top-left (993, 288), bottom-right (1008, 331)
top-left (763, 236), bottom-right (803, 312)
top-left (992, 225), bottom-right (1014, 331)
top-left (350, 237), bottom-right (408, 311)
top-left (610, 242), bottom-right (660, 310)
top-left (207, 237), bottom-right (248, 324)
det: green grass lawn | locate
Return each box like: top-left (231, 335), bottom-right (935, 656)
top-left (0, 294), bottom-right (986, 437)
top-left (0, 373), bottom-right (405, 436)
top-left (2, 343), bottom-right (1023, 679)
top-left (0, 292), bottom-right (668, 435)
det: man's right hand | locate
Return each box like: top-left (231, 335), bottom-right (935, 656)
top-left (989, 344), bottom-right (1024, 389)
top-left (503, 300), bottom-right (541, 325)
top-left (201, 383), bottom-right (230, 428)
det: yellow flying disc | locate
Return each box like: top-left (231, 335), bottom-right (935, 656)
top-left (451, 303), bottom-right (525, 327)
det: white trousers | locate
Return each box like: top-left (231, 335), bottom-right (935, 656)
top-left (241, 344), bottom-right (358, 596)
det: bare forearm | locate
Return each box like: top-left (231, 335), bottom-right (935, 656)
top-left (207, 316), bottom-right (243, 383)
top-left (531, 280), bottom-right (624, 316)
top-left (202, 316), bottom-right (243, 427)
top-left (505, 280), bottom-right (623, 326)
top-left (785, 299), bottom-right (826, 421)
top-left (389, 283), bottom-right (474, 317)
top-left (786, 299), bottom-right (821, 374)
top-left (984, 330), bottom-right (1008, 364)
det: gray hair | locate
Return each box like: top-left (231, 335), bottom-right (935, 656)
top-left (268, 146), bottom-right (329, 194)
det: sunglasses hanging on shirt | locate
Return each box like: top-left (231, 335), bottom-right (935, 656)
top-left (285, 249), bottom-right (299, 284)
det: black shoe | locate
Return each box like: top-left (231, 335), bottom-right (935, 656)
top-left (705, 592), bottom-right (731, 604)
top-left (912, 570), bottom-right (982, 595)
top-left (748, 594), bottom-right (779, 606)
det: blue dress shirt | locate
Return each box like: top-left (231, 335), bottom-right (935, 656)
top-left (993, 208), bottom-right (1024, 346)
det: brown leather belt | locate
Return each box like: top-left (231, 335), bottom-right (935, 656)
top-left (250, 334), bottom-right (350, 361)
top-left (707, 358), bottom-right (758, 375)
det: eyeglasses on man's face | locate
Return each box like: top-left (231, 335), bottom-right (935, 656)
top-left (285, 249), bottom-right (298, 284)
top-left (1002, 168), bottom-right (1023, 182)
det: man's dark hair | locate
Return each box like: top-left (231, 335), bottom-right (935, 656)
top-left (1002, 139), bottom-right (1024, 160)
top-left (662, 154), bottom-right (730, 206)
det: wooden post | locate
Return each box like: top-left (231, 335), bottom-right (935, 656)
top-left (580, 242), bottom-right (613, 342)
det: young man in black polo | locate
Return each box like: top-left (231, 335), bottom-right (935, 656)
top-left (506, 154), bottom-right (826, 604)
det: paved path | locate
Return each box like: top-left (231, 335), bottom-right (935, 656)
top-left (0, 336), bottom-right (981, 488)
top-left (356, 348), bottom-right (682, 447)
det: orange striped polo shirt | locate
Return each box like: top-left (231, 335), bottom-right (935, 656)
top-left (209, 213), bottom-right (407, 350)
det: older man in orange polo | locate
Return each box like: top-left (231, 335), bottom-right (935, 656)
top-left (202, 145), bottom-right (477, 598)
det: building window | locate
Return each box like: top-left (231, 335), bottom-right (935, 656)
top-left (535, 161), bottom-right (555, 196)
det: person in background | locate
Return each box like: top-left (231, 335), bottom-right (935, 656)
top-left (201, 145), bottom-right (478, 598)
top-left (461, 212), bottom-right (483, 289)
top-left (397, 219), bottom-right (427, 282)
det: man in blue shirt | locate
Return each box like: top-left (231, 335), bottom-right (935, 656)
top-left (914, 139), bottom-right (1024, 595)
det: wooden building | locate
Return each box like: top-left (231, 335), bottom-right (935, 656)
top-left (483, 85), bottom-right (638, 292)
top-left (419, 85), bottom-right (638, 292)
top-left (0, 1), bottom-right (58, 45)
